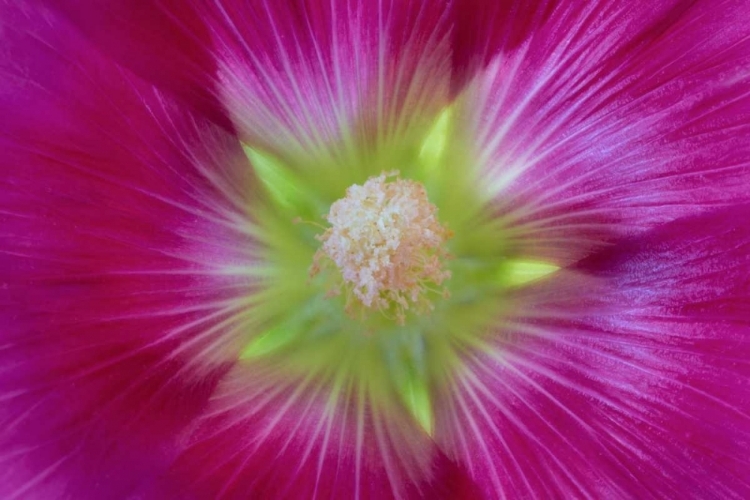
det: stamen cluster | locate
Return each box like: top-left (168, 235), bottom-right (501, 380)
top-left (311, 171), bottom-right (452, 324)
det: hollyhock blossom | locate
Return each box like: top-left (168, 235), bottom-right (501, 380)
top-left (2, 0), bottom-right (750, 498)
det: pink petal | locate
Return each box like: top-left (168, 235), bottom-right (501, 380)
top-left (433, 205), bottom-right (750, 498)
top-left (463, 0), bottom-right (750, 263)
top-left (201, 1), bottom-right (454, 162)
top-left (148, 362), bottom-right (479, 500)
top-left (0, 5), bottom-right (257, 497)
top-left (46, 0), bottom-right (233, 130)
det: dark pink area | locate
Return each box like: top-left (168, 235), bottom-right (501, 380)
top-left (47, 0), bottom-right (233, 131)
top-left (451, 0), bottom-right (557, 92)
top-left (0, 5), bottom-right (255, 497)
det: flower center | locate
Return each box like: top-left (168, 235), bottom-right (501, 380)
top-left (310, 171), bottom-right (452, 324)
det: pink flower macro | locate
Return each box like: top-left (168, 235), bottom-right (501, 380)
top-left (2, 0), bottom-right (750, 498)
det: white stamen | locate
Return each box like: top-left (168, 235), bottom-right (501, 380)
top-left (310, 171), bottom-right (452, 324)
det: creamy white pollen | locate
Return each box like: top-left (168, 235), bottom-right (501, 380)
top-left (310, 171), bottom-right (452, 324)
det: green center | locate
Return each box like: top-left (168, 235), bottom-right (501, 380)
top-left (237, 108), bottom-right (558, 434)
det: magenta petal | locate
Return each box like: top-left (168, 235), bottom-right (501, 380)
top-left (148, 363), bottom-right (478, 500)
top-left (0, 6), bottom-right (256, 497)
top-left (203, 1), bottom-right (453, 160)
top-left (45, 0), bottom-right (232, 130)
top-left (434, 205), bottom-right (750, 498)
top-left (451, 0), bottom-right (556, 91)
top-left (467, 0), bottom-right (750, 262)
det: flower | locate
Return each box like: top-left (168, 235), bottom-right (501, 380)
top-left (1, 1), bottom-right (750, 499)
